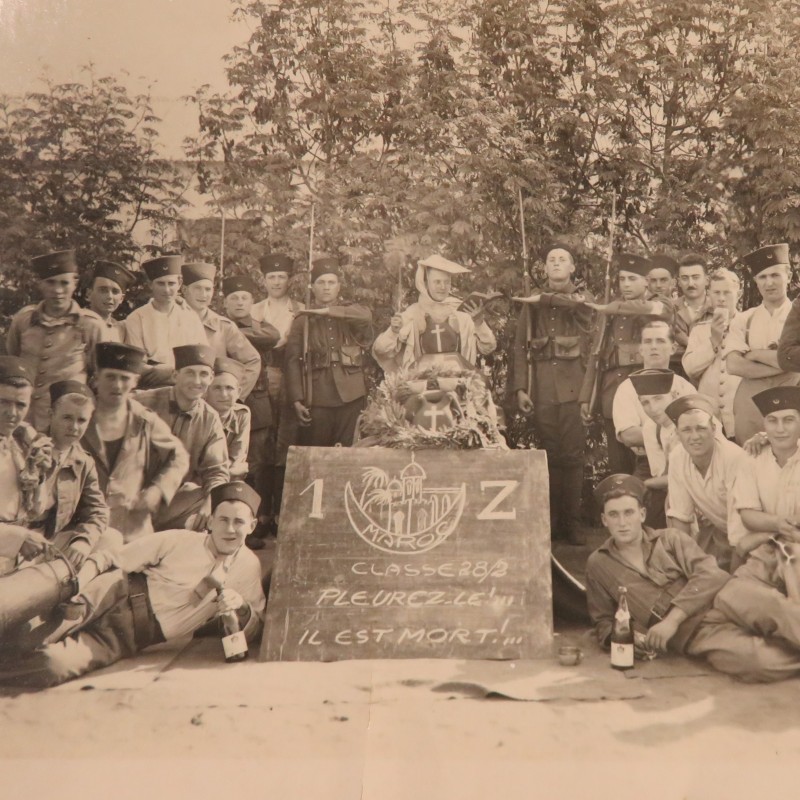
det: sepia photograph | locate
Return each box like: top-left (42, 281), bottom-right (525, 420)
top-left (1, 1), bottom-right (800, 797)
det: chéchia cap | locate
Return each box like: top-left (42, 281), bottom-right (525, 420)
top-left (32, 249), bottom-right (78, 280)
top-left (629, 368), bottom-right (674, 397)
top-left (648, 254), bottom-right (678, 275)
top-left (665, 394), bottom-right (718, 426)
top-left (173, 344), bottom-right (215, 371)
top-left (49, 380), bottom-right (95, 405)
top-left (210, 481), bottom-right (261, 515)
top-left (0, 356), bottom-right (33, 385)
top-left (260, 253), bottom-right (295, 275)
top-left (742, 244), bottom-right (790, 277)
top-left (752, 385), bottom-right (800, 416)
top-left (213, 357), bottom-right (245, 384)
top-left (310, 256), bottom-right (342, 283)
top-left (142, 255), bottom-right (183, 281)
top-left (543, 241), bottom-right (576, 262)
top-left (615, 253), bottom-right (651, 278)
top-left (418, 254), bottom-right (471, 275)
top-left (92, 261), bottom-right (137, 291)
top-left (594, 473), bottom-right (646, 507)
top-left (181, 262), bottom-right (217, 285)
top-left (222, 274), bottom-right (258, 297)
top-left (95, 342), bottom-right (147, 374)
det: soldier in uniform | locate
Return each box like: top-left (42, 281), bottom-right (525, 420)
top-left (0, 481), bottom-right (266, 689)
top-left (580, 253), bottom-right (675, 474)
top-left (647, 254), bottom-right (677, 300)
top-left (222, 274), bottom-right (282, 536)
top-left (85, 261), bottom-right (137, 343)
top-left (682, 268), bottom-right (743, 438)
top-left (372, 254), bottom-right (496, 375)
top-left (180, 262), bottom-right (261, 400)
top-left (6, 249), bottom-right (106, 431)
top-left (250, 254), bottom-right (305, 532)
top-left (286, 256), bottom-right (373, 447)
top-left (136, 344), bottom-right (230, 531)
top-left (674, 254), bottom-right (713, 351)
top-left (124, 254), bottom-right (207, 388)
top-left (509, 243), bottom-right (594, 545)
top-left (725, 243), bottom-right (799, 445)
top-left (81, 343), bottom-right (188, 542)
top-left (207, 357), bottom-right (251, 482)
top-left (665, 394), bottom-right (746, 572)
top-left (587, 473), bottom-right (800, 683)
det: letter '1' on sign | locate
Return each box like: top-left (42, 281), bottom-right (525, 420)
top-left (261, 447), bottom-right (552, 662)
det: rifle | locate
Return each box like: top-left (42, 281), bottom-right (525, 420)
top-left (587, 191), bottom-right (617, 416)
top-left (518, 186), bottom-right (534, 399)
top-left (302, 202), bottom-right (315, 409)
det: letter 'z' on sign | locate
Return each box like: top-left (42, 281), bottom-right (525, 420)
top-left (260, 446), bottom-right (552, 662)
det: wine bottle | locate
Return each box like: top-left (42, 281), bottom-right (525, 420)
top-left (218, 591), bottom-right (248, 663)
top-left (610, 586), bottom-right (634, 670)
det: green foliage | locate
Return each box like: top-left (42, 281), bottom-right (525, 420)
top-left (0, 68), bottom-right (186, 337)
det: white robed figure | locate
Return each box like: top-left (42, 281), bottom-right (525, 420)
top-left (372, 255), bottom-right (497, 375)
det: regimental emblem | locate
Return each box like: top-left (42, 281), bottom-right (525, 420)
top-left (344, 454), bottom-right (466, 554)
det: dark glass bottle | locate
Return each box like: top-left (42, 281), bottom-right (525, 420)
top-left (610, 586), bottom-right (634, 670)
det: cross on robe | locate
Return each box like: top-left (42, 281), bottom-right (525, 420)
top-left (429, 323), bottom-right (446, 352)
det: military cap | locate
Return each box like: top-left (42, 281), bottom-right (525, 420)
top-left (181, 262), bottom-right (217, 285)
top-left (142, 255), bottom-right (183, 281)
top-left (210, 481), bottom-right (261, 516)
top-left (32, 249), bottom-right (78, 280)
top-left (92, 261), bottom-right (137, 291)
top-left (173, 344), bottom-right (215, 371)
top-left (259, 253), bottom-right (295, 274)
top-left (310, 256), bottom-right (342, 283)
top-left (742, 244), bottom-right (790, 277)
top-left (95, 342), bottom-right (147, 374)
top-left (0, 356), bottom-right (33, 385)
top-left (222, 274), bottom-right (258, 297)
top-left (752, 385), bottom-right (800, 417)
top-left (615, 253), bottom-right (651, 277)
top-left (213, 357), bottom-right (245, 384)
top-left (629, 368), bottom-right (674, 396)
top-left (543, 241), bottom-right (576, 262)
top-left (648, 254), bottom-right (678, 275)
top-left (665, 394), bottom-right (718, 426)
top-left (417, 254), bottom-right (471, 276)
top-left (594, 473), bottom-right (646, 507)
top-left (49, 380), bottom-right (95, 405)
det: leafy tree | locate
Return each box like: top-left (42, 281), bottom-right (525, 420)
top-left (0, 68), bottom-right (186, 336)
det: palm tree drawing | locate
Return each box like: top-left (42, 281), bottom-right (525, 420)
top-left (361, 466), bottom-right (395, 530)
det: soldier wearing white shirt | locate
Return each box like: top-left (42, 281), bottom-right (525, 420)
top-left (725, 243), bottom-right (799, 445)
top-left (612, 320), bottom-right (694, 478)
top-left (124, 255), bottom-right (208, 388)
top-left (665, 394), bottom-right (746, 571)
top-left (682, 269), bottom-right (743, 438)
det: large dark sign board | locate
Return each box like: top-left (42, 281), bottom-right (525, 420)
top-left (260, 446), bottom-right (552, 662)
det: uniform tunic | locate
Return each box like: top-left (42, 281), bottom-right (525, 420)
top-left (197, 308), bottom-right (261, 400)
top-left (135, 387), bottom-right (229, 494)
top-left (124, 298), bottom-right (208, 369)
top-left (6, 301), bottom-right (106, 431)
top-left (724, 298), bottom-right (799, 444)
top-left (218, 403), bottom-right (251, 480)
top-left (683, 314), bottom-right (743, 438)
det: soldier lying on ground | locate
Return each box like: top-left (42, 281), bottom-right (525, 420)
top-left (0, 481), bottom-right (266, 689)
top-left (587, 474), bottom-right (800, 682)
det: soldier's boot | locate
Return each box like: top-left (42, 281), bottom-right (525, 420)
top-left (562, 463), bottom-right (586, 546)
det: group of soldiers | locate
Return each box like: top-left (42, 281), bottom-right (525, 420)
top-left (3, 237), bottom-right (800, 684)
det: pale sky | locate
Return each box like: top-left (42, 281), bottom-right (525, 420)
top-left (0, 0), bottom-right (251, 156)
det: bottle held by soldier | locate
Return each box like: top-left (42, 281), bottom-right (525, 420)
top-left (218, 590), bottom-right (248, 663)
top-left (610, 586), bottom-right (634, 670)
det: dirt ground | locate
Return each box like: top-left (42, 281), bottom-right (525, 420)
top-left (2, 621), bottom-right (800, 800)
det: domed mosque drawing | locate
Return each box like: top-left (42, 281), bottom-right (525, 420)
top-left (344, 454), bottom-right (466, 554)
